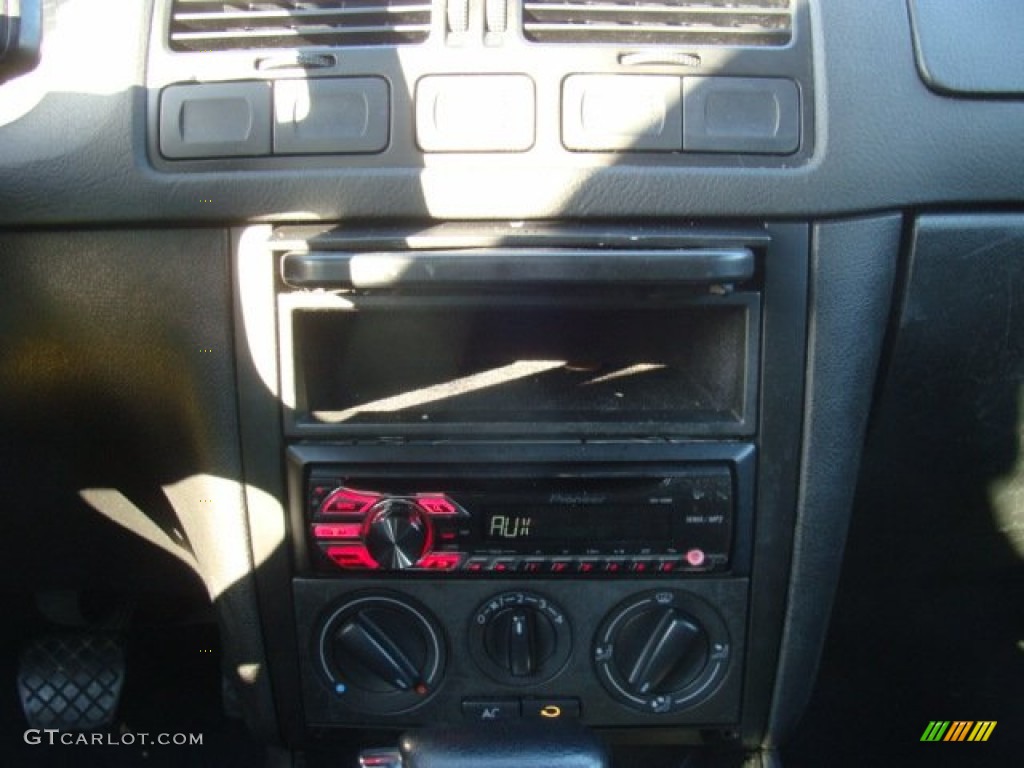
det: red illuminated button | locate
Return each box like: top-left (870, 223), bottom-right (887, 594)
top-left (602, 559), bottom-right (626, 574)
top-left (321, 488), bottom-right (380, 515)
top-left (417, 496), bottom-right (459, 516)
top-left (312, 523), bottom-right (362, 540)
top-left (417, 553), bottom-right (465, 570)
top-left (630, 559), bottom-right (653, 574)
top-left (490, 559), bottom-right (517, 573)
top-left (575, 560), bottom-right (598, 574)
top-left (324, 544), bottom-right (378, 570)
top-left (463, 558), bottom-right (488, 573)
top-left (520, 560), bottom-right (544, 574)
top-left (685, 548), bottom-right (707, 567)
top-left (548, 561), bottom-right (571, 574)
top-left (657, 559), bottom-right (681, 574)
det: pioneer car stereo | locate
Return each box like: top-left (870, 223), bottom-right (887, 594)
top-left (306, 468), bottom-right (736, 576)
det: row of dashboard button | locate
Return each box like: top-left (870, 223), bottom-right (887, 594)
top-left (462, 698), bottom-right (581, 723)
top-left (462, 551), bottom-right (710, 574)
top-left (161, 75), bottom-right (799, 160)
top-left (319, 544), bottom-right (718, 573)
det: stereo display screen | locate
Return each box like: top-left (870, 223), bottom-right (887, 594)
top-left (481, 505), bottom-right (674, 543)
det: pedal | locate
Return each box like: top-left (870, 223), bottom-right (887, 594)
top-left (17, 633), bottom-right (126, 730)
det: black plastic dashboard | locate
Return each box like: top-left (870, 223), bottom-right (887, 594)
top-left (0, 0), bottom-right (1022, 225)
top-left (1, 1), bottom-right (1022, 766)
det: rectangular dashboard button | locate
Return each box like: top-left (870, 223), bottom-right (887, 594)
top-left (274, 78), bottom-right (389, 155)
top-left (312, 523), bottom-right (361, 540)
top-left (683, 77), bottom-right (800, 155)
top-left (462, 699), bottom-right (520, 722)
top-left (160, 82), bottom-right (271, 159)
top-left (563, 75), bottom-right (682, 152)
top-left (416, 75), bottom-right (535, 152)
top-left (523, 698), bottom-right (581, 721)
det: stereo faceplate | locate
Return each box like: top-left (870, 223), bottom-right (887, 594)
top-left (307, 470), bottom-right (735, 576)
top-left (289, 441), bottom-right (756, 579)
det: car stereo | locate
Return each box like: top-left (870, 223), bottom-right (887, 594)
top-left (306, 467), bottom-right (736, 576)
top-left (291, 440), bottom-right (755, 580)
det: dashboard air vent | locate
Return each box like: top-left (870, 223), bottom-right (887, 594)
top-left (168, 1), bottom-right (433, 52)
top-left (522, 0), bottom-right (793, 47)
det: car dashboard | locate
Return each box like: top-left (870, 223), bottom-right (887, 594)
top-left (0, 1), bottom-right (1022, 766)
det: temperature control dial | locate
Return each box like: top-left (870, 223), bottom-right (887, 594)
top-left (594, 590), bottom-right (730, 714)
top-left (470, 592), bottom-right (571, 686)
top-left (318, 592), bottom-right (446, 714)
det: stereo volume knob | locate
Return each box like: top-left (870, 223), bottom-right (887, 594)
top-left (363, 499), bottom-right (432, 569)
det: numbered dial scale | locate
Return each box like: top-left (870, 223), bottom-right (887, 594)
top-left (306, 468), bottom-right (734, 575)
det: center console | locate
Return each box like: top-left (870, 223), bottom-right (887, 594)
top-left (292, 442), bottom-right (751, 728)
top-left (245, 220), bottom-right (809, 747)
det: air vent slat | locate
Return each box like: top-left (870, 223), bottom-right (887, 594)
top-left (173, 6), bottom-right (434, 26)
top-left (523, 0), bottom-right (793, 47)
top-left (523, 2), bottom-right (791, 17)
top-left (169, 1), bottom-right (432, 51)
top-left (174, 13), bottom-right (432, 34)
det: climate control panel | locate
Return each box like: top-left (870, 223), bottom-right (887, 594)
top-left (295, 578), bottom-right (747, 730)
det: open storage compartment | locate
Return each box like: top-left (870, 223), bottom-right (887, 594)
top-left (284, 293), bottom-right (758, 437)
top-left (273, 222), bottom-right (768, 439)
